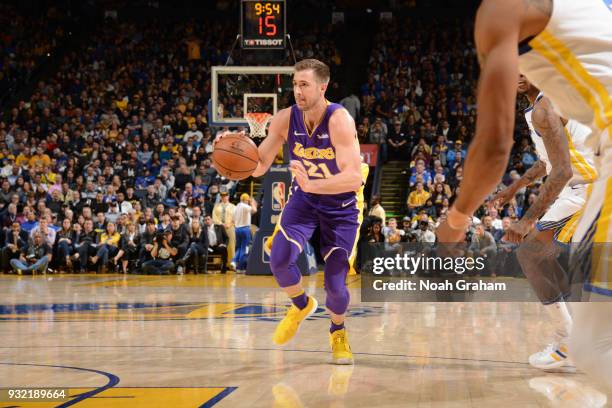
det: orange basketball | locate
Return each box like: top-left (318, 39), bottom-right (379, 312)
top-left (212, 133), bottom-right (259, 180)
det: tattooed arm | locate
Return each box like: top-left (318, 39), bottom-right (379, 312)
top-left (521, 98), bottom-right (573, 224)
top-left (491, 160), bottom-right (547, 207)
top-left (503, 97), bottom-right (572, 243)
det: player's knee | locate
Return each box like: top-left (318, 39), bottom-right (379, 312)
top-left (324, 249), bottom-right (350, 311)
top-left (270, 235), bottom-right (292, 272)
top-left (269, 233), bottom-right (301, 286)
top-left (325, 269), bottom-right (350, 314)
top-left (324, 249), bottom-right (349, 275)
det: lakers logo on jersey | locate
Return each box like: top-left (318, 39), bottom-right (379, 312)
top-left (292, 142), bottom-right (336, 160)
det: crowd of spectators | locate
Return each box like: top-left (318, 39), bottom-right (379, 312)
top-left (0, 8), bottom-right (544, 276)
top-left (0, 9), bottom-right (347, 275)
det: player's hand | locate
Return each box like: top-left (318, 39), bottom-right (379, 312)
top-left (502, 220), bottom-right (532, 243)
top-left (490, 188), bottom-right (515, 208)
top-left (290, 160), bottom-right (311, 193)
top-left (213, 130), bottom-right (246, 147)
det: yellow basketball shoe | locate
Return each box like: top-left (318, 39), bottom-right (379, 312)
top-left (273, 296), bottom-right (318, 345)
top-left (330, 328), bottom-right (354, 365)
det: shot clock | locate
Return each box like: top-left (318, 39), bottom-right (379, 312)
top-left (241, 0), bottom-right (286, 49)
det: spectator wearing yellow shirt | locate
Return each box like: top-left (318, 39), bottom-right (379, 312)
top-left (29, 146), bottom-right (51, 169)
top-left (42, 166), bottom-right (58, 185)
top-left (90, 221), bottom-right (121, 273)
top-left (212, 191), bottom-right (236, 270)
top-left (107, 122), bottom-right (120, 140)
top-left (16, 147), bottom-right (32, 168)
top-left (115, 96), bottom-right (128, 111)
top-left (407, 182), bottom-right (431, 216)
top-left (410, 210), bottom-right (434, 229)
top-left (185, 37), bottom-right (201, 60)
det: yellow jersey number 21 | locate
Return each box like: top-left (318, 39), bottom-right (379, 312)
top-left (302, 159), bottom-right (332, 178)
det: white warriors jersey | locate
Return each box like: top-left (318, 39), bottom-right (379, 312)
top-left (518, 0), bottom-right (612, 177)
top-left (524, 92), bottom-right (597, 185)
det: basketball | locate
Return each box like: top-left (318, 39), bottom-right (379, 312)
top-left (212, 132), bottom-right (259, 180)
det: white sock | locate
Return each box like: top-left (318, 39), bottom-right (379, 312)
top-left (544, 301), bottom-right (573, 343)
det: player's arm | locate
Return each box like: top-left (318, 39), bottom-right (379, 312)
top-left (252, 108), bottom-right (290, 177)
top-left (519, 100), bottom-right (572, 224)
top-left (491, 160), bottom-right (547, 206)
top-left (291, 109), bottom-right (362, 194)
top-left (444, 0), bottom-right (522, 230)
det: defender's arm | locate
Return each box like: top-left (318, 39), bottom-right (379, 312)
top-left (453, 0), bottom-right (522, 218)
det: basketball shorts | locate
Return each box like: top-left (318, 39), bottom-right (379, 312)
top-left (275, 189), bottom-right (360, 261)
top-left (571, 127), bottom-right (611, 297)
top-left (536, 183), bottom-right (588, 244)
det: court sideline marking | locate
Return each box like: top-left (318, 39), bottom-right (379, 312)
top-left (0, 361), bottom-right (119, 407)
top-left (0, 345), bottom-right (531, 367)
top-left (0, 362), bottom-right (237, 407)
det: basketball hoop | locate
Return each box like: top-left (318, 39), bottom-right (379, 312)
top-left (245, 112), bottom-right (272, 138)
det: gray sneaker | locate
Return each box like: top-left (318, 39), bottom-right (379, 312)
top-left (176, 265), bottom-right (184, 275)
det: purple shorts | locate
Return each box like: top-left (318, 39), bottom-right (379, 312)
top-left (279, 189), bottom-right (360, 259)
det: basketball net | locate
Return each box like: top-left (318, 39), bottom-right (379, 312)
top-left (245, 112), bottom-right (272, 138)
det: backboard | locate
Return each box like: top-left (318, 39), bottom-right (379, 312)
top-left (209, 66), bottom-right (295, 128)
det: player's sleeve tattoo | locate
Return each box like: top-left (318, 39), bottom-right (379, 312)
top-left (522, 160), bottom-right (547, 184)
top-left (522, 102), bottom-right (572, 223)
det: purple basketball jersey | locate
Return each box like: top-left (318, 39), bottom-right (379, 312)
top-left (287, 102), bottom-right (355, 201)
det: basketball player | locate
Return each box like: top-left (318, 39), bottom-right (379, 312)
top-left (491, 74), bottom-right (596, 370)
top-left (248, 59), bottom-right (362, 364)
top-left (437, 0), bottom-right (612, 389)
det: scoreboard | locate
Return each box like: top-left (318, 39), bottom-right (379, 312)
top-left (241, 0), bottom-right (286, 49)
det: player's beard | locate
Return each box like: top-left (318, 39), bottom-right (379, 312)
top-left (296, 97), bottom-right (313, 112)
top-left (297, 94), bottom-right (323, 112)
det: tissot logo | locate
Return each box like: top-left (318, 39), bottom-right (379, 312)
top-left (244, 39), bottom-right (284, 46)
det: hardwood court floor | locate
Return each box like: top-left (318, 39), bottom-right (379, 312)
top-left (0, 273), bottom-right (609, 407)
